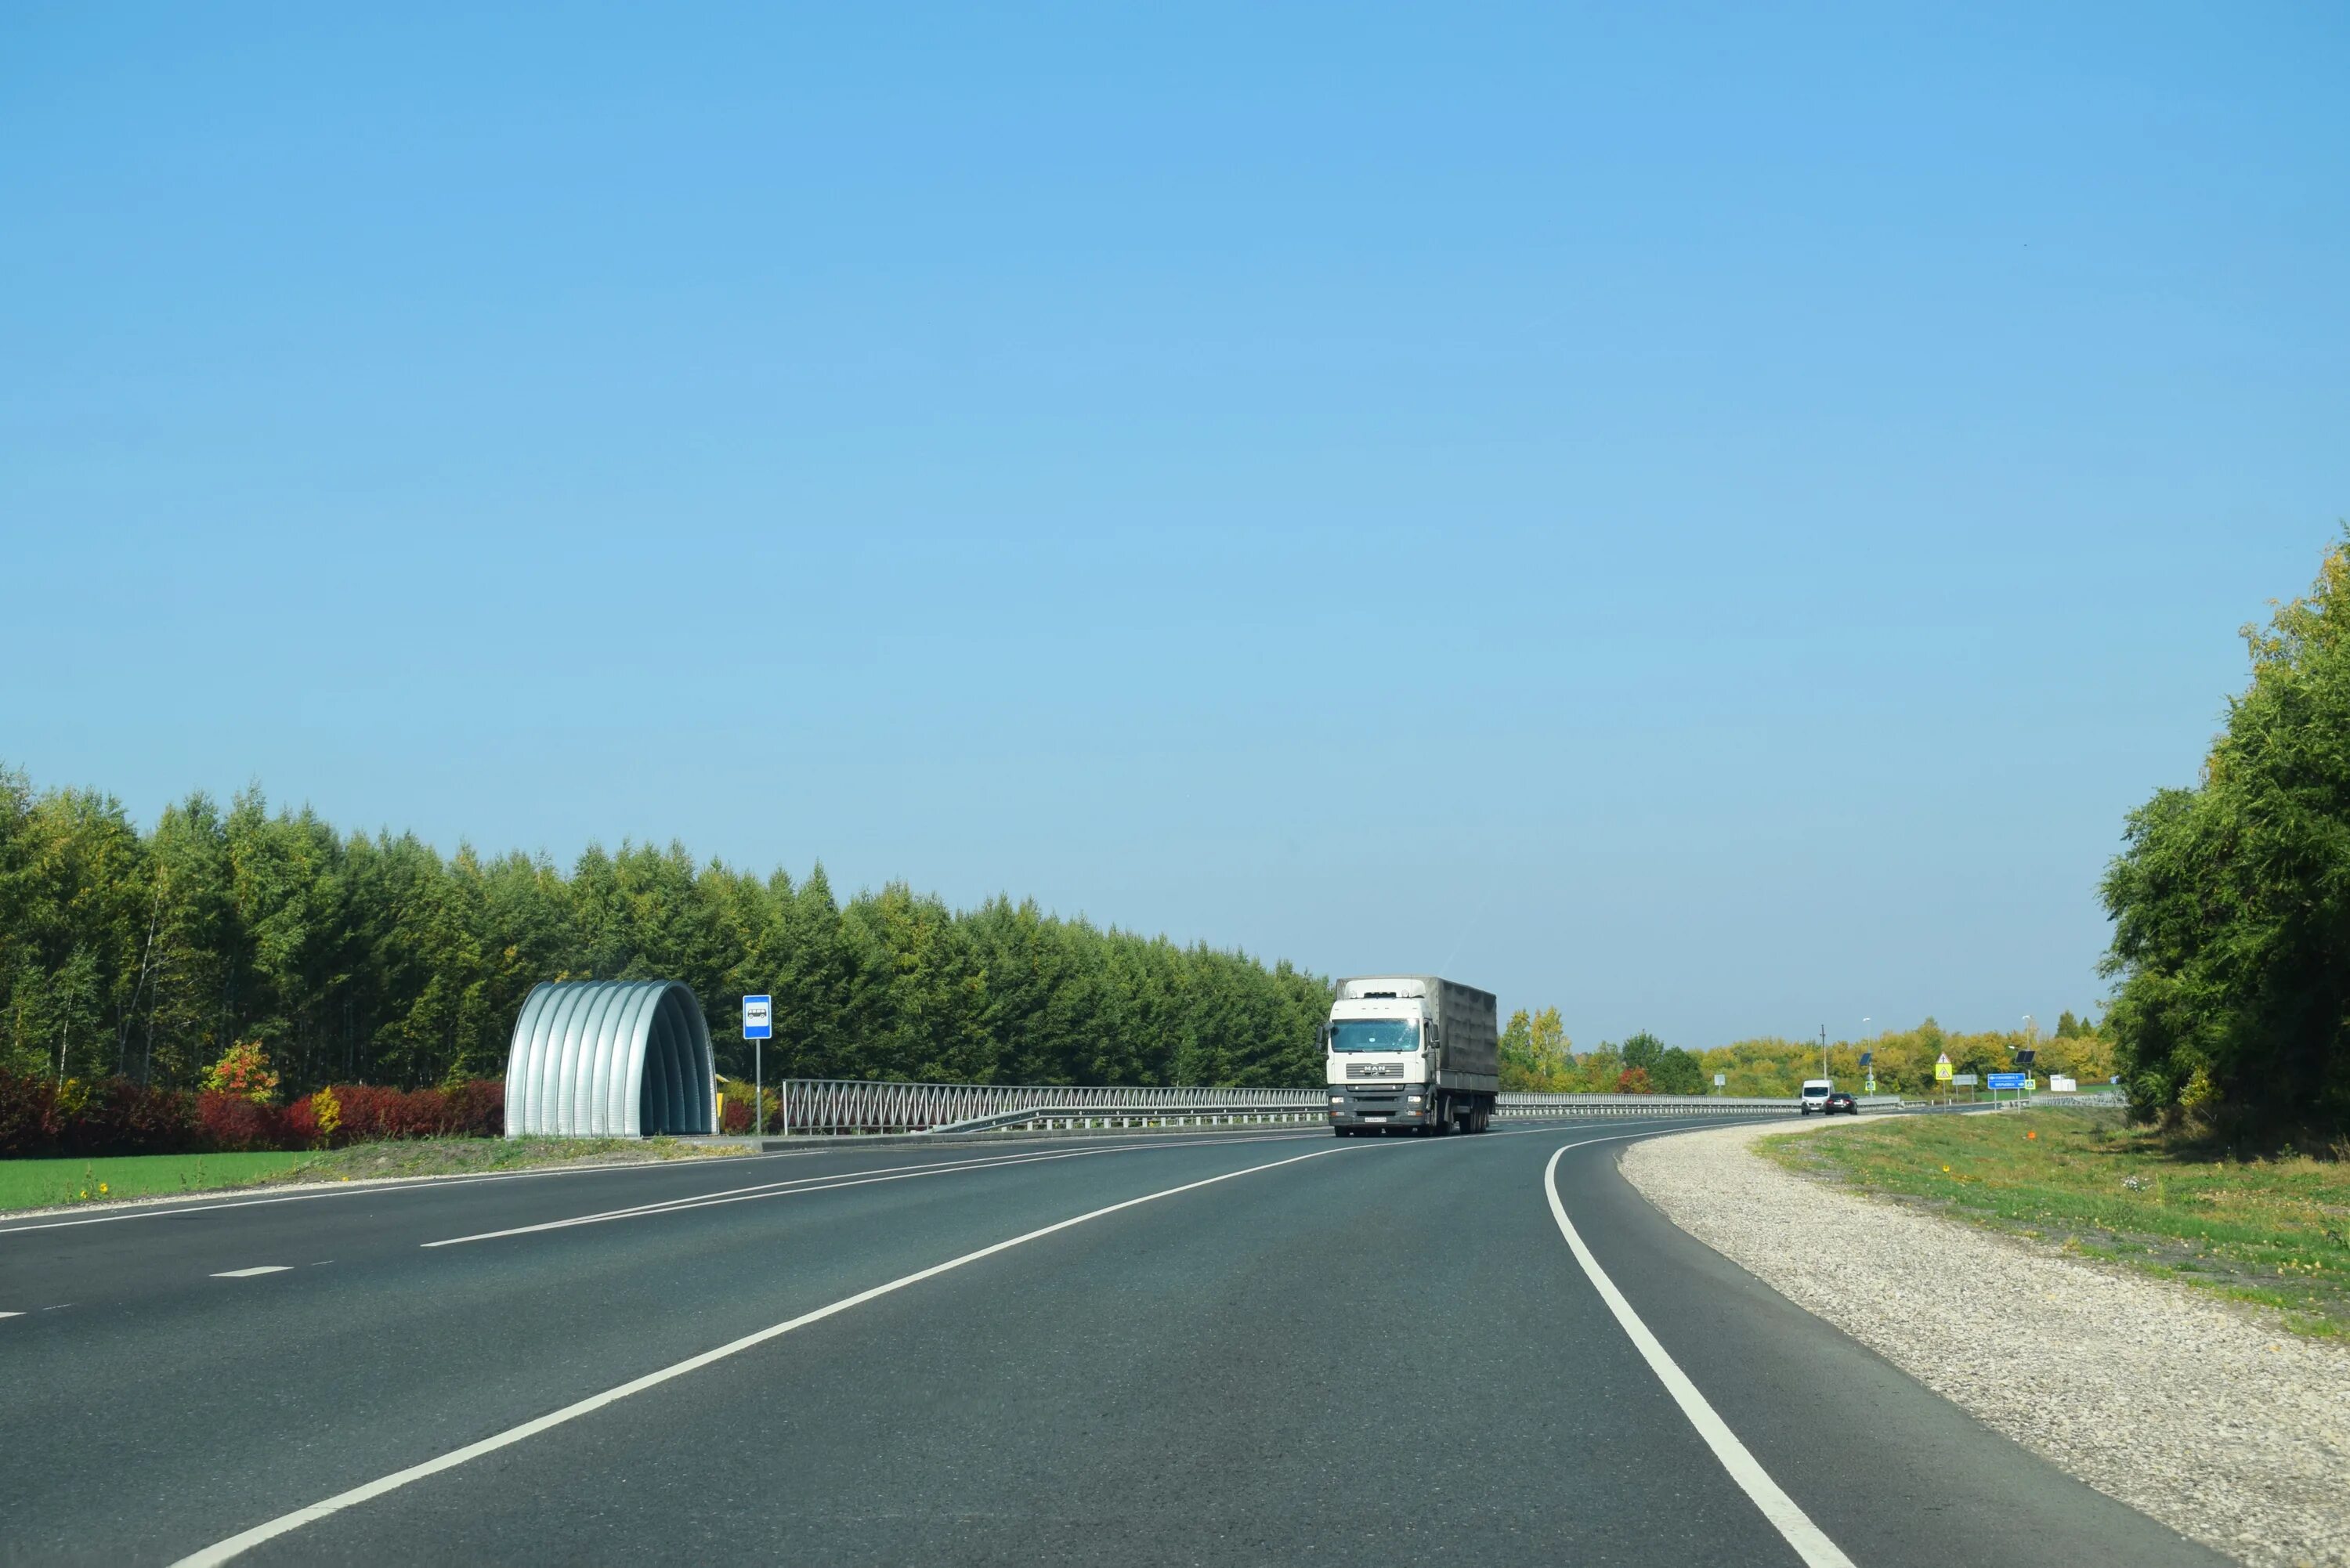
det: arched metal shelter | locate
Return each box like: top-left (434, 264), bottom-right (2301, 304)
top-left (503, 980), bottom-right (717, 1137)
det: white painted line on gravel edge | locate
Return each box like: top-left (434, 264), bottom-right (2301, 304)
top-left (165, 1140), bottom-right (1354, 1568)
top-left (1543, 1143), bottom-right (1856, 1568)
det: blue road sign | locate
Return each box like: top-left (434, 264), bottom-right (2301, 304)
top-left (743, 995), bottom-right (772, 1040)
top-left (1987, 1071), bottom-right (2026, 1090)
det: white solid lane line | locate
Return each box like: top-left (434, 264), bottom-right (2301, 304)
top-left (0, 1310), bottom-right (20, 1319)
top-left (418, 1132), bottom-right (1322, 1248)
top-left (424, 1117), bottom-right (1761, 1247)
top-left (211, 1266), bottom-right (292, 1279)
top-left (0, 1128), bottom-right (1327, 1238)
top-left (167, 1140), bottom-right (1354, 1568)
top-left (1542, 1143), bottom-right (1857, 1568)
top-left (424, 1147), bottom-right (1159, 1246)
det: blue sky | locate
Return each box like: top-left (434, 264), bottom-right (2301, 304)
top-left (4, 3), bottom-right (2344, 1048)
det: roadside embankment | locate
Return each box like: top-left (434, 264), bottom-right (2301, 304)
top-left (1622, 1118), bottom-right (2350, 1568)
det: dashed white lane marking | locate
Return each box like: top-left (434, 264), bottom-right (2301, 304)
top-left (211, 1266), bottom-right (292, 1279)
top-left (1543, 1144), bottom-right (1856, 1568)
top-left (0, 1310), bottom-right (20, 1319)
top-left (166, 1140), bottom-right (1353, 1567)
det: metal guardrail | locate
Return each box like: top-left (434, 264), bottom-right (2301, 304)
top-left (772, 1078), bottom-right (1902, 1135)
top-left (927, 1103), bottom-right (1327, 1136)
top-left (776, 1079), bottom-right (1323, 1136)
top-left (1498, 1093), bottom-right (1903, 1118)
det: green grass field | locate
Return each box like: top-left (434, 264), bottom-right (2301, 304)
top-left (0, 1136), bottom-right (750, 1213)
top-left (1761, 1107), bottom-right (2350, 1335)
top-left (0, 1151), bottom-right (311, 1211)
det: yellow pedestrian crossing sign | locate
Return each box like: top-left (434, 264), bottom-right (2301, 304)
top-left (1934, 1053), bottom-right (1953, 1082)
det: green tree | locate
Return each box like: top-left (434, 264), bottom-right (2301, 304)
top-left (2103, 534), bottom-right (2350, 1127)
top-left (1499, 1006), bottom-right (1573, 1091)
top-left (1652, 1045), bottom-right (1706, 1095)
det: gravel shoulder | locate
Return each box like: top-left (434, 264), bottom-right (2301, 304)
top-left (1622, 1118), bottom-right (2350, 1568)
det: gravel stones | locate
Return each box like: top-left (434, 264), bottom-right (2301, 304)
top-left (1620, 1119), bottom-right (2350, 1568)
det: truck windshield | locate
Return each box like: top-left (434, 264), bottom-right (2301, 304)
top-left (1330, 1019), bottom-right (1419, 1053)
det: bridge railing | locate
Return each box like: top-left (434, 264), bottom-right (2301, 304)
top-left (772, 1078), bottom-right (1901, 1135)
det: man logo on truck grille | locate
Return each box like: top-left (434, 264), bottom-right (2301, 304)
top-left (1346, 1062), bottom-right (1403, 1078)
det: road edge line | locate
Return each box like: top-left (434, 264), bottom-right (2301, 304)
top-left (1543, 1143), bottom-right (1857, 1568)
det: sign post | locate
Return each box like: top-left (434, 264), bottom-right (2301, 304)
top-left (1860, 1050), bottom-right (1875, 1095)
top-left (743, 995), bottom-right (772, 1137)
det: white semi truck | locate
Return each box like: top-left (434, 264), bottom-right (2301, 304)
top-left (1321, 975), bottom-right (1500, 1135)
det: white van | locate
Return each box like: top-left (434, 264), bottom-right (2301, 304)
top-left (1799, 1078), bottom-right (1833, 1115)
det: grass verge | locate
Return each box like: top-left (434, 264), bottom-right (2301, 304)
top-left (1759, 1106), bottom-right (2350, 1336)
top-left (0, 1136), bottom-right (749, 1212)
top-left (0, 1151), bottom-right (309, 1210)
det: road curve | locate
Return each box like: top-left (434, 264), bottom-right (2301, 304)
top-left (0, 1118), bottom-right (2224, 1566)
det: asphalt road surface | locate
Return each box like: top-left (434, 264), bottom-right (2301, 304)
top-left (0, 1117), bottom-right (2225, 1566)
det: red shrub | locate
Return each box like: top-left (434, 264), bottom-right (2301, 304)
top-left (0, 1071), bottom-right (63, 1158)
top-left (197, 1089), bottom-right (275, 1152)
top-left (0, 1070), bottom-right (511, 1158)
top-left (720, 1097), bottom-right (751, 1134)
top-left (278, 1094), bottom-right (320, 1147)
top-left (327, 1083), bottom-right (499, 1143)
top-left (439, 1079), bottom-right (504, 1138)
top-left (63, 1078), bottom-right (198, 1156)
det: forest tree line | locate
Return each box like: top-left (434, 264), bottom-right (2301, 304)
top-left (0, 770), bottom-right (1331, 1099)
top-left (1499, 1006), bottom-right (2113, 1097)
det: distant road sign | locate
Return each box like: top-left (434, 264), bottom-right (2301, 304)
top-left (1712, 1073), bottom-right (1726, 1088)
top-left (1987, 1071), bottom-right (2026, 1090)
top-left (1950, 1072), bottom-right (1979, 1086)
top-left (743, 995), bottom-right (772, 1040)
top-left (1935, 1057), bottom-right (1954, 1082)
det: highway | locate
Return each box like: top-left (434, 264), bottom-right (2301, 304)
top-left (0, 1117), bottom-right (2223, 1566)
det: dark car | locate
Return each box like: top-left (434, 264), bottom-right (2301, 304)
top-left (1824, 1092), bottom-right (1860, 1115)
